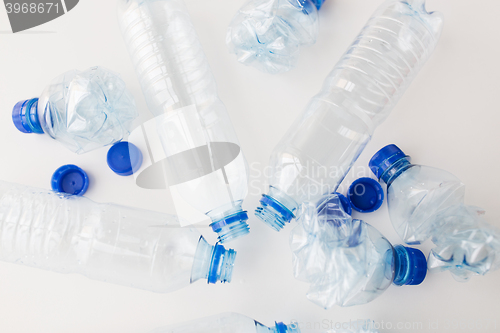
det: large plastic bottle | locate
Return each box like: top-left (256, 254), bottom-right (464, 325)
top-left (11, 67), bottom-right (138, 154)
top-left (118, 0), bottom-right (250, 243)
top-left (290, 194), bottom-right (427, 308)
top-left (255, 0), bottom-right (444, 231)
top-left (369, 144), bottom-right (500, 281)
top-left (149, 313), bottom-right (299, 333)
top-left (0, 181), bottom-right (236, 293)
top-left (226, 0), bottom-right (324, 74)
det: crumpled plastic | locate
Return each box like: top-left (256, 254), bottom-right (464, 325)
top-left (290, 194), bottom-right (394, 308)
top-left (226, 0), bottom-right (319, 74)
top-left (428, 204), bottom-right (500, 282)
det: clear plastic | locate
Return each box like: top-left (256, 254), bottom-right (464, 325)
top-left (226, 0), bottom-right (321, 74)
top-left (256, 0), bottom-right (444, 230)
top-left (149, 312), bottom-right (300, 333)
top-left (386, 164), bottom-right (465, 244)
top-left (22, 67), bottom-right (138, 154)
top-left (0, 181), bottom-right (235, 293)
top-left (427, 205), bottom-right (500, 282)
top-left (118, 0), bottom-right (250, 242)
top-left (290, 194), bottom-right (426, 308)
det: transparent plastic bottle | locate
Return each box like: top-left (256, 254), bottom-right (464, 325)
top-left (369, 144), bottom-right (465, 245)
top-left (255, 0), bottom-right (444, 231)
top-left (149, 313), bottom-right (300, 333)
top-left (0, 180), bottom-right (236, 293)
top-left (370, 145), bottom-right (500, 281)
top-left (290, 194), bottom-right (427, 308)
top-left (226, 0), bottom-right (324, 74)
top-left (118, 0), bottom-right (250, 243)
top-left (11, 67), bottom-right (138, 154)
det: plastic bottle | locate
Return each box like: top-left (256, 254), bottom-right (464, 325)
top-left (226, 0), bottom-right (324, 74)
top-left (255, 0), bottom-right (443, 231)
top-left (149, 313), bottom-right (299, 333)
top-left (12, 67), bottom-right (138, 154)
top-left (370, 144), bottom-right (500, 281)
top-left (118, 0), bottom-right (250, 243)
top-left (290, 194), bottom-right (427, 308)
top-left (0, 180), bottom-right (236, 293)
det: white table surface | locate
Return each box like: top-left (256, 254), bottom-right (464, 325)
top-left (1, 0), bottom-right (499, 332)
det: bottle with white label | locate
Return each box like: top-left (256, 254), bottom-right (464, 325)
top-left (118, 0), bottom-right (249, 243)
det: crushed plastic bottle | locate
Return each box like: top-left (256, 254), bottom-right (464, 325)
top-left (226, 0), bottom-right (324, 74)
top-left (370, 144), bottom-right (500, 281)
top-left (149, 312), bottom-right (300, 333)
top-left (256, 0), bottom-right (444, 231)
top-left (118, 0), bottom-right (250, 243)
top-left (0, 180), bottom-right (236, 293)
top-left (427, 204), bottom-right (500, 282)
top-left (290, 194), bottom-right (427, 308)
top-left (12, 67), bottom-right (138, 154)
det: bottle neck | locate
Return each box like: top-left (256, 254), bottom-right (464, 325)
top-left (380, 157), bottom-right (413, 186)
top-left (392, 245), bottom-right (427, 286)
top-left (190, 236), bottom-right (236, 284)
top-left (12, 98), bottom-right (44, 134)
top-left (255, 322), bottom-right (301, 333)
top-left (207, 203), bottom-right (249, 243)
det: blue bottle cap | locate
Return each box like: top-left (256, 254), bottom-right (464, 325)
top-left (369, 144), bottom-right (407, 180)
top-left (347, 177), bottom-right (384, 213)
top-left (51, 164), bottom-right (89, 196)
top-left (107, 141), bottom-right (143, 176)
top-left (12, 98), bottom-right (43, 134)
top-left (393, 245), bottom-right (427, 286)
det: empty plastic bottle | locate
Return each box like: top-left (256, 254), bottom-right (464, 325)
top-left (255, 0), bottom-right (443, 231)
top-left (12, 67), bottom-right (138, 154)
top-left (369, 144), bottom-right (465, 245)
top-left (0, 180), bottom-right (236, 293)
top-left (148, 313), bottom-right (299, 333)
top-left (227, 0), bottom-right (324, 74)
top-left (290, 194), bottom-right (427, 308)
top-left (118, 0), bottom-right (250, 243)
top-left (370, 144), bottom-right (500, 281)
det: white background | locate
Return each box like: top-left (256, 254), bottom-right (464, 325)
top-left (1, 0), bottom-right (500, 332)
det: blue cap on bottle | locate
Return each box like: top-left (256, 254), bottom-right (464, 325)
top-left (393, 245), bottom-right (427, 286)
top-left (12, 98), bottom-right (44, 134)
top-left (107, 141), bottom-right (143, 176)
top-left (369, 144), bottom-right (408, 180)
top-left (51, 164), bottom-right (89, 196)
top-left (347, 177), bottom-right (384, 213)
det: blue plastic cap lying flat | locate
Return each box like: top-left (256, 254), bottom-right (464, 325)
top-left (107, 141), bottom-right (143, 176)
top-left (347, 177), bottom-right (384, 213)
top-left (51, 164), bottom-right (89, 196)
top-left (369, 144), bottom-right (407, 180)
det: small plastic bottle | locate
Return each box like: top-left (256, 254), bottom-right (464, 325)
top-left (227, 0), bottom-right (324, 74)
top-left (12, 67), bottom-right (138, 154)
top-left (118, 0), bottom-right (250, 243)
top-left (149, 313), bottom-right (299, 333)
top-left (255, 0), bottom-right (443, 231)
top-left (370, 144), bottom-right (500, 281)
top-left (0, 180), bottom-right (236, 293)
top-left (290, 194), bottom-right (426, 308)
